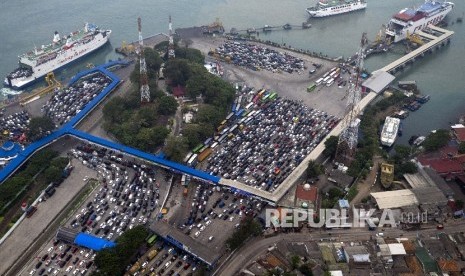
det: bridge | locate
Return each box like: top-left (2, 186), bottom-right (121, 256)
top-left (380, 25), bottom-right (454, 74)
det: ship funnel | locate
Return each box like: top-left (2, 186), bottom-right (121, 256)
top-left (53, 31), bottom-right (60, 44)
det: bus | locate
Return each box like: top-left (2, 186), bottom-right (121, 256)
top-left (315, 78), bottom-right (324, 86)
top-left (245, 102), bottom-right (254, 110)
top-left (323, 76), bottom-right (331, 84)
top-left (187, 154), bottom-right (198, 167)
top-left (199, 145), bottom-right (209, 154)
top-left (326, 78), bottom-right (335, 87)
top-left (147, 234), bottom-right (158, 246)
top-left (261, 93), bottom-right (271, 102)
top-left (235, 109), bottom-right (245, 117)
top-left (269, 92), bottom-right (278, 100)
top-left (192, 144), bottom-right (203, 153)
top-left (220, 120), bottom-right (227, 126)
top-left (229, 124), bottom-right (238, 133)
top-left (204, 137), bottom-right (213, 146)
top-left (226, 112), bottom-right (234, 121)
top-left (307, 83), bottom-right (316, 92)
top-left (257, 89), bottom-right (266, 96)
top-left (247, 110), bottom-right (256, 118)
top-left (211, 142), bottom-right (219, 148)
top-left (183, 152), bottom-right (193, 163)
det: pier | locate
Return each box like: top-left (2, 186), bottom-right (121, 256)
top-left (380, 25), bottom-right (454, 74)
top-left (115, 33), bottom-right (169, 56)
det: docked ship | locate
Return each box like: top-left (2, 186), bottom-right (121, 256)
top-left (4, 23), bottom-right (111, 89)
top-left (385, 0), bottom-right (454, 43)
top-left (306, 0), bottom-right (367, 18)
top-left (380, 116), bottom-right (401, 147)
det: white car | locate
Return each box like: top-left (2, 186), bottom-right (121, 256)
top-left (66, 266), bottom-right (73, 273)
top-left (206, 220), bottom-right (212, 226)
top-left (29, 269), bottom-right (36, 275)
top-left (194, 231), bottom-right (200, 237)
top-left (47, 246), bottom-right (54, 253)
top-left (199, 226), bottom-right (206, 232)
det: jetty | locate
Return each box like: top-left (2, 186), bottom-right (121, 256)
top-left (380, 25), bottom-right (454, 74)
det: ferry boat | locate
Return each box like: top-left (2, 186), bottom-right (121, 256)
top-left (4, 23), bottom-right (111, 89)
top-left (385, 0), bottom-right (454, 43)
top-left (413, 136), bottom-right (426, 146)
top-left (306, 0), bottom-right (367, 18)
top-left (380, 116), bottom-right (401, 147)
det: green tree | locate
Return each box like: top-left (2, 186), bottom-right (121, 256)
top-left (137, 105), bottom-right (158, 128)
top-left (455, 199), bottom-right (464, 209)
top-left (27, 116), bottom-right (55, 141)
top-left (423, 129), bottom-right (450, 152)
top-left (158, 96), bottom-right (178, 115)
top-left (164, 136), bottom-right (189, 162)
top-left (226, 217), bottom-right (262, 250)
top-left (458, 142), bottom-right (465, 154)
top-left (307, 160), bottom-right (323, 179)
top-left (290, 255), bottom-right (301, 269)
top-left (299, 264), bottom-right (314, 276)
top-left (164, 59), bottom-right (192, 86)
top-left (43, 166), bottom-right (62, 183)
top-left (323, 136), bottom-right (338, 158)
top-left (175, 47), bottom-right (204, 64)
top-left (195, 104), bottom-right (224, 127)
top-left (102, 97), bottom-right (128, 124)
top-left (394, 144), bottom-right (411, 160)
top-left (328, 187), bottom-right (344, 199)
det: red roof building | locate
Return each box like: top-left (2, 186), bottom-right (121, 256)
top-left (172, 85), bottom-right (186, 98)
top-left (453, 127), bottom-right (465, 142)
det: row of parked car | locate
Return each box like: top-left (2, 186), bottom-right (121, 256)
top-left (42, 73), bottom-right (111, 125)
top-left (215, 41), bottom-right (305, 73)
top-left (207, 97), bottom-right (339, 192)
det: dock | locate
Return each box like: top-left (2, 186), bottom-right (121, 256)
top-left (115, 33), bottom-right (169, 56)
top-left (380, 25), bottom-right (454, 74)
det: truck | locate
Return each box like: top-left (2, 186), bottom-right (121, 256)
top-left (128, 262), bottom-right (140, 275)
top-left (183, 188), bottom-right (188, 197)
top-left (26, 206), bottom-right (38, 218)
top-left (198, 148), bottom-right (213, 162)
top-left (148, 249), bottom-right (158, 260)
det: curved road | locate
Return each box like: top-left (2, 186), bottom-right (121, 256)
top-left (215, 220), bottom-right (465, 276)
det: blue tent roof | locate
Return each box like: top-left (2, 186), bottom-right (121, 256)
top-left (74, 233), bottom-right (116, 251)
top-left (338, 199), bottom-right (350, 209)
top-left (0, 141), bottom-right (22, 160)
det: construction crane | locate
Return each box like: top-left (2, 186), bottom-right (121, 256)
top-left (138, 17), bottom-right (150, 103)
top-left (335, 33), bottom-right (368, 165)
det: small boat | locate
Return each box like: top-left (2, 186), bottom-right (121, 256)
top-left (398, 122), bottom-right (403, 136)
top-left (247, 28), bottom-right (256, 34)
top-left (413, 136), bottom-right (426, 146)
top-left (263, 25), bottom-right (272, 32)
top-left (283, 23), bottom-right (292, 30)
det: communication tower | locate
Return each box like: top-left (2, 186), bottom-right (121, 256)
top-left (138, 17), bottom-right (150, 103)
top-left (168, 15), bottom-right (175, 59)
top-left (335, 32), bottom-right (368, 165)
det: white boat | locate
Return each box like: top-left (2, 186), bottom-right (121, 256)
top-left (306, 0), bottom-right (367, 18)
top-left (4, 23), bottom-right (111, 89)
top-left (413, 136), bottom-right (426, 146)
top-left (380, 116), bottom-right (401, 147)
top-left (385, 0), bottom-right (454, 43)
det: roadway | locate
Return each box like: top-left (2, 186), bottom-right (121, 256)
top-left (214, 219), bottom-right (465, 276)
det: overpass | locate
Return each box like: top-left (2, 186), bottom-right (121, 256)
top-left (380, 25), bottom-right (454, 74)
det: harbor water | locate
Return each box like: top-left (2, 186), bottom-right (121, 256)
top-left (0, 0), bottom-right (464, 145)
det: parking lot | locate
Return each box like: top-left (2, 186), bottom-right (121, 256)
top-left (214, 41), bottom-right (305, 73)
top-left (42, 72), bottom-right (112, 126)
top-left (20, 142), bottom-right (174, 276)
top-left (205, 91), bottom-right (339, 193)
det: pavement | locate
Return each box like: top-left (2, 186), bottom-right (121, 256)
top-left (0, 161), bottom-right (94, 276)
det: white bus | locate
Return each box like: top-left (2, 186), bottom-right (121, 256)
top-left (315, 78), bottom-right (324, 86)
top-left (326, 78), bottom-right (335, 87)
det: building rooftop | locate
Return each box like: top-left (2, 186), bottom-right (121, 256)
top-left (295, 184), bottom-right (318, 202)
top-left (453, 127), bottom-right (465, 142)
top-left (411, 186), bottom-right (448, 206)
top-left (371, 190), bottom-right (418, 209)
top-left (388, 243), bottom-right (407, 255)
top-left (362, 70), bottom-right (395, 94)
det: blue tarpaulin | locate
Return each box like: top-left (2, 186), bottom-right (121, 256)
top-left (74, 233), bottom-right (116, 251)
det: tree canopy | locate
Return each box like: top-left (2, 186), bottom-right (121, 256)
top-left (423, 129), bottom-right (450, 152)
top-left (93, 225), bottom-right (149, 276)
top-left (27, 116), bottom-right (55, 141)
top-left (164, 135), bottom-right (189, 162)
top-left (226, 216), bottom-right (262, 250)
top-left (323, 136), bottom-right (338, 158)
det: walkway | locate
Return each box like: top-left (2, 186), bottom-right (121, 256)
top-left (380, 25), bottom-right (454, 73)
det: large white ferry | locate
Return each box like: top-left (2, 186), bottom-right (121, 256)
top-left (306, 0), bottom-right (367, 18)
top-left (380, 116), bottom-right (401, 147)
top-left (4, 23), bottom-right (111, 89)
top-left (386, 0), bottom-right (454, 43)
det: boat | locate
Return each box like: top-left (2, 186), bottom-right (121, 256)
top-left (4, 23), bottom-right (111, 90)
top-left (263, 25), bottom-right (273, 32)
top-left (385, 0), bottom-right (454, 43)
top-left (306, 0), bottom-right (367, 18)
top-left (409, 135), bottom-right (419, 145)
top-left (283, 23), bottom-right (292, 30)
top-left (398, 122), bottom-right (403, 136)
top-left (380, 116), bottom-right (401, 147)
top-left (413, 136), bottom-right (426, 146)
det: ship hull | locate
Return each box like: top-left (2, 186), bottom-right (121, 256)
top-left (5, 30), bottom-right (111, 89)
top-left (380, 117), bottom-right (400, 147)
top-left (386, 3), bottom-right (453, 43)
top-left (306, 2), bottom-right (366, 17)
